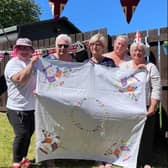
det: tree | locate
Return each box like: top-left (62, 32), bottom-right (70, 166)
top-left (0, 0), bottom-right (41, 28)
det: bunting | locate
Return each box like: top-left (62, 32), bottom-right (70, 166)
top-left (49, 0), bottom-right (68, 21)
top-left (134, 31), bottom-right (142, 43)
top-left (120, 0), bottom-right (140, 23)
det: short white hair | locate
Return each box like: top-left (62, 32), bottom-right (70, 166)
top-left (130, 42), bottom-right (146, 56)
top-left (55, 34), bottom-right (72, 47)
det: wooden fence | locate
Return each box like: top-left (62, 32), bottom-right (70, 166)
top-left (0, 27), bottom-right (168, 118)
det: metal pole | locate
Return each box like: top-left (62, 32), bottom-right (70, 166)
top-left (0, 23), bottom-right (12, 49)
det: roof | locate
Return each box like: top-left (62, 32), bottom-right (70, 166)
top-left (0, 17), bottom-right (81, 47)
top-left (18, 17), bottom-right (81, 40)
top-left (0, 26), bottom-right (17, 35)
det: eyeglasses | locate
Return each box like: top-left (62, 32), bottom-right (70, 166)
top-left (57, 44), bottom-right (69, 48)
top-left (90, 42), bottom-right (103, 48)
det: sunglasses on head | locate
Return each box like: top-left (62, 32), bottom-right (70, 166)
top-left (57, 44), bottom-right (69, 48)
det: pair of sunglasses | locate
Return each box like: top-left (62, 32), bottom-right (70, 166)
top-left (57, 44), bottom-right (69, 48)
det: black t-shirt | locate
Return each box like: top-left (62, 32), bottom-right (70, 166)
top-left (89, 57), bottom-right (116, 67)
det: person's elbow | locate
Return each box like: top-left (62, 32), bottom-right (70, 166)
top-left (11, 74), bottom-right (28, 85)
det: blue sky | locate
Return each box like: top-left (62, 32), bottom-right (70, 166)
top-left (34, 0), bottom-right (167, 35)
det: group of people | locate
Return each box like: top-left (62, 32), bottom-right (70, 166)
top-left (4, 32), bottom-right (161, 168)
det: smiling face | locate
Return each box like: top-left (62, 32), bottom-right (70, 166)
top-left (16, 46), bottom-right (33, 60)
top-left (130, 44), bottom-right (146, 65)
top-left (114, 37), bottom-right (127, 56)
top-left (89, 40), bottom-right (104, 59)
top-left (56, 38), bottom-right (69, 58)
top-left (89, 34), bottom-right (107, 62)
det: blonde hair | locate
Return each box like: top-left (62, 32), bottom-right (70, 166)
top-left (89, 33), bottom-right (107, 49)
top-left (55, 34), bottom-right (72, 47)
top-left (115, 35), bottom-right (128, 46)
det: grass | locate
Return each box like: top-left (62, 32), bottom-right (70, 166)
top-left (0, 112), bottom-right (168, 168)
top-left (0, 112), bottom-right (35, 168)
top-left (0, 112), bottom-right (13, 167)
top-left (0, 112), bottom-right (117, 168)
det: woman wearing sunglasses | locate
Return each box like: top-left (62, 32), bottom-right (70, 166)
top-left (42, 34), bottom-right (73, 167)
top-left (44, 34), bottom-right (73, 62)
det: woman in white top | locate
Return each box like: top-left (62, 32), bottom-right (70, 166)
top-left (120, 41), bottom-right (161, 168)
top-left (120, 42), bottom-right (160, 116)
top-left (4, 38), bottom-right (38, 168)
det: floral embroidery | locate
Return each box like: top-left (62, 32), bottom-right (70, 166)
top-left (112, 74), bottom-right (141, 101)
top-left (104, 140), bottom-right (131, 162)
top-left (39, 129), bottom-right (62, 154)
top-left (42, 63), bottom-right (72, 88)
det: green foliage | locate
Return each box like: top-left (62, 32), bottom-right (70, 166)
top-left (0, 0), bottom-right (41, 28)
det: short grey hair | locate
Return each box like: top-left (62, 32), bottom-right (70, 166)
top-left (130, 42), bottom-right (146, 55)
top-left (89, 33), bottom-right (107, 49)
top-left (55, 34), bottom-right (72, 47)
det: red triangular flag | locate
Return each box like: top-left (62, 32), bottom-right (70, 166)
top-left (120, 0), bottom-right (140, 23)
top-left (49, 0), bottom-right (68, 21)
top-left (134, 31), bottom-right (142, 43)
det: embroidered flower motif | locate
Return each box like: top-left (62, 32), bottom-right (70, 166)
top-left (104, 140), bottom-right (131, 162)
top-left (39, 129), bottom-right (62, 154)
top-left (113, 74), bottom-right (141, 101)
top-left (56, 70), bottom-right (63, 78)
top-left (42, 64), bottom-right (72, 87)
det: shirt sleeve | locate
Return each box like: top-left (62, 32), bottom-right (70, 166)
top-left (148, 63), bottom-right (161, 100)
top-left (5, 59), bottom-right (24, 79)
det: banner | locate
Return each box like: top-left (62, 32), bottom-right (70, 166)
top-left (35, 58), bottom-right (147, 167)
